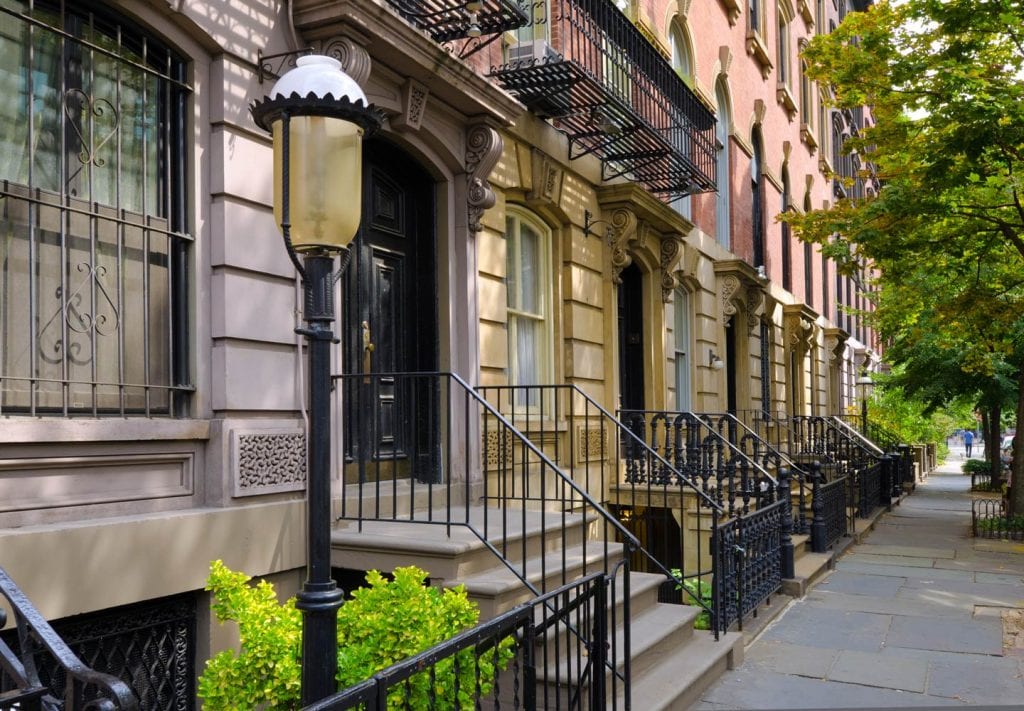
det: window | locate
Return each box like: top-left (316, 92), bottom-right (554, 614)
top-left (777, 5), bottom-right (791, 87)
top-left (760, 319), bottom-right (771, 417)
top-left (669, 21), bottom-right (693, 221)
top-left (749, 0), bottom-right (763, 34)
top-left (505, 209), bottom-right (552, 406)
top-left (673, 287), bottom-right (692, 410)
top-left (715, 79), bottom-right (731, 249)
top-left (751, 128), bottom-right (765, 269)
top-left (781, 167), bottom-right (792, 292)
top-left (0, 1), bottom-right (191, 416)
top-left (804, 192), bottom-right (814, 304)
top-left (821, 251), bottom-right (829, 319)
top-left (799, 61), bottom-right (812, 125)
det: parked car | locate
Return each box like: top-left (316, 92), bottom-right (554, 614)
top-left (1001, 432), bottom-right (1015, 483)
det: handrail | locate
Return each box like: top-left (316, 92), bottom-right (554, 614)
top-left (476, 383), bottom-right (724, 625)
top-left (830, 416), bottom-right (885, 457)
top-left (0, 567), bottom-right (138, 711)
top-left (697, 412), bottom-right (809, 479)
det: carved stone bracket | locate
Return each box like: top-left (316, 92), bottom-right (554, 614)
top-left (783, 304), bottom-right (818, 355)
top-left (231, 428), bottom-right (307, 497)
top-left (466, 124), bottom-right (502, 233)
top-left (393, 78), bottom-right (429, 132)
top-left (823, 327), bottom-right (849, 363)
top-left (609, 208), bottom-right (639, 283)
top-left (715, 259), bottom-right (767, 332)
top-left (660, 237), bottom-right (683, 302)
top-left (315, 37), bottom-right (372, 87)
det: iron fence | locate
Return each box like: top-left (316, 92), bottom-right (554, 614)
top-left (303, 573), bottom-right (616, 710)
top-left (857, 459), bottom-right (883, 519)
top-left (810, 463), bottom-right (848, 553)
top-left (972, 499), bottom-right (1024, 541)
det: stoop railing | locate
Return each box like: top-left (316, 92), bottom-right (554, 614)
top-left (615, 409), bottom-right (786, 632)
top-left (304, 574), bottom-right (614, 711)
top-left (476, 385), bottom-right (725, 629)
top-left (0, 567), bottom-right (138, 711)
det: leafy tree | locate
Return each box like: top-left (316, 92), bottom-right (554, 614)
top-left (785, 0), bottom-right (1024, 512)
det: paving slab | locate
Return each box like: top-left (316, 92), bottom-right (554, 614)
top-left (844, 553), bottom-right (940, 568)
top-left (758, 604), bottom-right (892, 653)
top-left (853, 544), bottom-right (957, 559)
top-left (975, 571), bottom-right (1024, 585)
top-left (744, 639), bottom-right (839, 678)
top-left (836, 560), bottom-right (977, 582)
top-left (885, 614), bottom-right (1004, 655)
top-left (828, 649), bottom-right (928, 693)
top-left (813, 570), bottom-right (906, 597)
top-left (804, 589), bottom-right (972, 619)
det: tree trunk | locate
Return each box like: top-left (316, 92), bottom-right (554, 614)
top-left (988, 404), bottom-right (1002, 486)
top-left (1010, 377), bottom-right (1024, 516)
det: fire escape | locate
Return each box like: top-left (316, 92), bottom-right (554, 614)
top-left (488, 0), bottom-right (717, 197)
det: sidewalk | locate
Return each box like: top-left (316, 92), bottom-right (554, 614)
top-left (691, 450), bottom-right (1024, 709)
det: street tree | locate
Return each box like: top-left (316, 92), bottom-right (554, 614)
top-left (785, 0), bottom-right (1024, 512)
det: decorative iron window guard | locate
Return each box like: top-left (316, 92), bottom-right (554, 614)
top-left (489, 0), bottom-right (716, 198)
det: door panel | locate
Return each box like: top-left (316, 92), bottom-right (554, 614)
top-left (618, 263), bottom-right (645, 412)
top-left (342, 141), bottom-right (437, 483)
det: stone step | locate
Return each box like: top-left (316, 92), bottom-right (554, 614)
top-left (330, 506), bottom-right (593, 582)
top-left (621, 629), bottom-right (744, 710)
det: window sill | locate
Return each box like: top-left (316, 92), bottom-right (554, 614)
top-left (796, 0), bottom-right (814, 29)
top-left (746, 30), bottom-right (773, 78)
top-left (800, 123), bottom-right (818, 153)
top-left (777, 83), bottom-right (798, 119)
top-left (719, 0), bottom-right (742, 25)
top-left (818, 155), bottom-right (834, 176)
top-left (0, 418), bottom-right (212, 444)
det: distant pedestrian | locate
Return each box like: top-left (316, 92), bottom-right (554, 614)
top-left (964, 430), bottom-right (974, 458)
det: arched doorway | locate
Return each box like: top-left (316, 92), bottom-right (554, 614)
top-left (342, 139), bottom-right (438, 482)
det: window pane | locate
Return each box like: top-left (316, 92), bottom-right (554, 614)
top-left (518, 222), bottom-right (541, 315)
top-left (505, 216), bottom-right (518, 309)
top-left (515, 316), bottom-right (539, 386)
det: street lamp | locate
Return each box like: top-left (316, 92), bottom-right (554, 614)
top-left (856, 370), bottom-right (874, 436)
top-left (250, 54), bottom-right (382, 705)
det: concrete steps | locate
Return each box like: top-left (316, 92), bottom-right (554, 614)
top-left (330, 497), bottom-right (741, 708)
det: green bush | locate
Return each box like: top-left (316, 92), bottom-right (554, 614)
top-left (977, 514), bottom-right (1024, 532)
top-left (198, 562), bottom-right (513, 710)
top-left (962, 459), bottom-right (993, 475)
top-left (671, 570), bottom-right (712, 630)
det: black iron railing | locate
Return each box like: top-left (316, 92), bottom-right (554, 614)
top-left (617, 410), bottom-right (776, 518)
top-left (305, 573), bottom-right (614, 710)
top-left (336, 372), bottom-right (638, 703)
top-left (700, 412), bottom-right (814, 533)
top-left (972, 499), bottom-right (1024, 542)
top-left (488, 0), bottom-right (716, 197)
top-left (476, 385), bottom-right (724, 626)
top-left (0, 567), bottom-right (138, 711)
top-left (808, 462), bottom-right (848, 552)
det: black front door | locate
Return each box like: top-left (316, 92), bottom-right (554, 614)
top-left (618, 263), bottom-right (645, 411)
top-left (343, 140), bottom-right (437, 482)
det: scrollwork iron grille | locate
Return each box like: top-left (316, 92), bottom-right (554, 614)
top-left (0, 2), bottom-right (193, 417)
top-left (711, 499), bottom-right (785, 633)
top-left (857, 460), bottom-right (882, 518)
top-left (488, 0), bottom-right (716, 198)
top-left (818, 475), bottom-right (848, 550)
top-left (1, 592), bottom-right (194, 711)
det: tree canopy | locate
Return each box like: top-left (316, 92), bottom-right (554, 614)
top-left (785, 0), bottom-right (1024, 510)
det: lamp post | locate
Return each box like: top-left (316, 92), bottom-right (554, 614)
top-left (856, 370), bottom-right (874, 436)
top-left (251, 55), bottom-right (381, 705)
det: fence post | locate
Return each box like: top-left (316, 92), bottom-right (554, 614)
top-left (779, 467), bottom-right (795, 579)
top-left (590, 577), bottom-right (608, 711)
top-left (810, 461), bottom-right (827, 554)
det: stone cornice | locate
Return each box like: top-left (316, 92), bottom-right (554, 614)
top-left (783, 303), bottom-right (819, 352)
top-left (715, 259), bottom-right (768, 332)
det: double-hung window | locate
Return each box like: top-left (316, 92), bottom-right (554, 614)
top-left (0, 1), bottom-right (191, 416)
top-left (505, 209), bottom-right (551, 408)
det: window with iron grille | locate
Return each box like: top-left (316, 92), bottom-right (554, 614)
top-left (0, 1), bottom-right (192, 416)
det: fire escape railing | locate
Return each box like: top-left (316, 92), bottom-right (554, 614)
top-left (384, 0), bottom-right (529, 47)
top-left (0, 567), bottom-right (138, 711)
top-left (488, 0), bottom-right (716, 197)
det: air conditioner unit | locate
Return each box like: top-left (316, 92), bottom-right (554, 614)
top-left (506, 39), bottom-right (560, 64)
